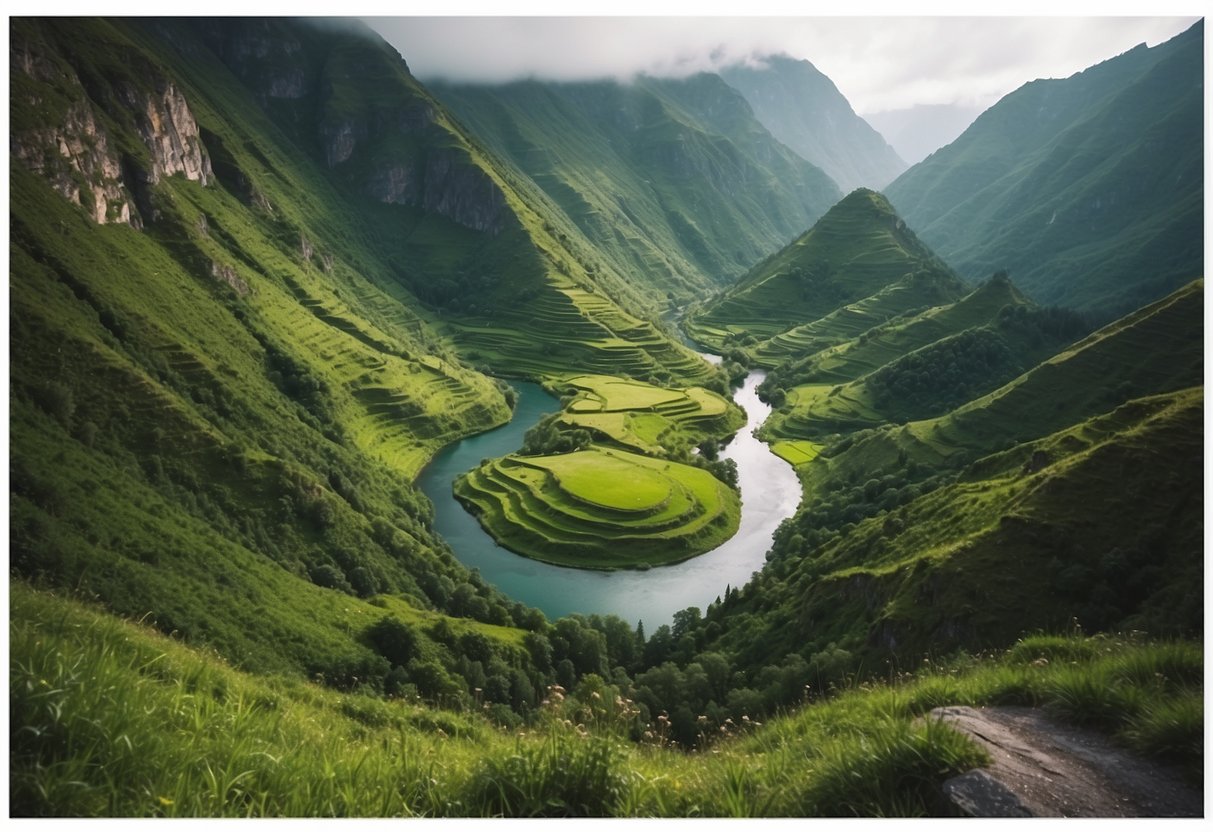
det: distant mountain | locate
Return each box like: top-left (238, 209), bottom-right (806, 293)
top-left (885, 21), bottom-right (1203, 320)
top-left (429, 74), bottom-right (840, 299)
top-left (719, 54), bottom-right (907, 191)
top-left (863, 103), bottom-right (984, 166)
top-left (685, 189), bottom-right (964, 357)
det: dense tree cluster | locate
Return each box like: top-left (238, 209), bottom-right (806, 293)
top-left (867, 327), bottom-right (1019, 416)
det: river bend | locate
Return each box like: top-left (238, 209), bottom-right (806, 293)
top-left (416, 371), bottom-right (801, 627)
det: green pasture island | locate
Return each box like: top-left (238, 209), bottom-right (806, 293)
top-left (454, 373), bottom-right (745, 569)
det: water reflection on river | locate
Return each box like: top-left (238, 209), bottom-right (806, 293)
top-left (416, 370), bottom-right (801, 627)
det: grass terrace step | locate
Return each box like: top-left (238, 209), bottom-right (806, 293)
top-left (453, 446), bottom-right (740, 569)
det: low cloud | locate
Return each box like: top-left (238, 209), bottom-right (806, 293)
top-left (368, 16), bottom-right (1198, 114)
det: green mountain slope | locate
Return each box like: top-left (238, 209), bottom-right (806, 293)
top-left (683, 280), bottom-right (1202, 681)
top-left (803, 280), bottom-right (1202, 489)
top-left (763, 272), bottom-right (1035, 387)
top-left (885, 21), bottom-right (1203, 319)
top-left (685, 189), bottom-right (965, 354)
top-left (711, 386), bottom-right (1202, 674)
top-left (9, 17), bottom-right (539, 682)
top-left (170, 18), bottom-right (716, 386)
top-left (429, 73), bottom-right (840, 300)
top-left (8, 16), bottom-right (721, 703)
top-left (759, 275), bottom-right (1089, 436)
top-left (720, 54), bottom-right (907, 191)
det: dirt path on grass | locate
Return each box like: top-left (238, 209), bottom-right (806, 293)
top-left (930, 705), bottom-right (1202, 817)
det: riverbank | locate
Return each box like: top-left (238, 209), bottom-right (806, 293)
top-left (417, 371), bottom-right (800, 626)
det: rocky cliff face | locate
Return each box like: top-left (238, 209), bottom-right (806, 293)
top-left (11, 36), bottom-right (135, 226)
top-left (12, 99), bottom-right (134, 226)
top-left (12, 27), bottom-right (212, 228)
top-left (130, 81), bottom-right (214, 186)
top-left (364, 147), bottom-right (506, 235)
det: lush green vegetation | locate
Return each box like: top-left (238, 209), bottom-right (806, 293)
top-left (431, 74), bottom-right (840, 302)
top-left (9, 15), bottom-right (1203, 819)
top-left (12, 585), bottom-right (1199, 817)
top-left (552, 373), bottom-right (744, 455)
top-left (761, 300), bottom-right (1090, 438)
top-left (886, 21), bottom-right (1203, 320)
top-left (685, 189), bottom-right (965, 357)
top-left (679, 277), bottom-right (1203, 684)
top-left (455, 448), bottom-right (741, 569)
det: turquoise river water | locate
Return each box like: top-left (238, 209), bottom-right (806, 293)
top-left (415, 370), bottom-right (801, 628)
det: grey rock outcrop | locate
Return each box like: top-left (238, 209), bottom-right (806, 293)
top-left (130, 81), bottom-right (213, 186)
top-left (12, 31), bottom-right (212, 228)
top-left (932, 705), bottom-right (1202, 817)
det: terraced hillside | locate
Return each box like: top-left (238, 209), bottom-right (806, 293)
top-left (452, 372), bottom-right (745, 569)
top-left (685, 189), bottom-right (964, 356)
top-left (158, 18), bottom-right (718, 388)
top-left (8, 16), bottom-right (733, 698)
top-left (430, 74), bottom-right (840, 301)
top-left (677, 285), bottom-right (1204, 680)
top-left (885, 21), bottom-right (1203, 319)
top-left (554, 374), bottom-right (745, 455)
top-left (774, 280), bottom-right (1202, 494)
top-left (8, 17), bottom-right (548, 682)
top-left (762, 272), bottom-right (1034, 387)
top-left (454, 448), bottom-right (740, 570)
top-left (759, 277), bottom-right (1088, 438)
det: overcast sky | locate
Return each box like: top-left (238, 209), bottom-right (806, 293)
top-left (367, 14), bottom-right (1200, 115)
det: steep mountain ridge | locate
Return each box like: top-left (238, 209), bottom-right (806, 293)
top-left (720, 54), bottom-right (907, 191)
top-left (429, 72), bottom-right (840, 300)
top-left (886, 21), bottom-right (1203, 318)
top-left (685, 188), bottom-right (965, 354)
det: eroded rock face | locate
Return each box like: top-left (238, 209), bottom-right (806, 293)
top-left (421, 150), bottom-right (506, 234)
top-left (365, 149), bottom-right (506, 235)
top-left (12, 32), bottom-right (212, 228)
top-left (321, 120), bottom-right (362, 167)
top-left (133, 82), bottom-right (214, 186)
top-left (12, 101), bottom-right (134, 226)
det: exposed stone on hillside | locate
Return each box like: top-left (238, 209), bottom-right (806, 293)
top-left (210, 260), bottom-right (251, 297)
top-left (12, 32), bottom-right (212, 228)
top-left (12, 100), bottom-right (134, 227)
top-left (367, 148), bottom-right (506, 235)
top-left (201, 19), bottom-right (309, 101)
top-left (128, 81), bottom-right (213, 186)
top-left (321, 119), bottom-right (361, 166)
top-left (932, 706), bottom-right (1202, 817)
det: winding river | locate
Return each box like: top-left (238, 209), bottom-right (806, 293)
top-left (416, 370), bottom-right (801, 628)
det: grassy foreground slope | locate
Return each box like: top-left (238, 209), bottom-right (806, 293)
top-left (685, 189), bottom-right (964, 358)
top-left (885, 21), bottom-right (1203, 319)
top-left (12, 584), bottom-right (1200, 817)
